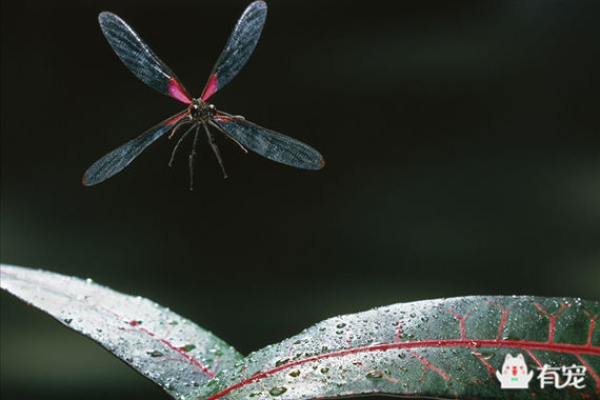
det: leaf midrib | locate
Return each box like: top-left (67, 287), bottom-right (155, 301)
top-left (203, 338), bottom-right (600, 400)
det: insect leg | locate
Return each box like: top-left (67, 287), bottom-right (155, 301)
top-left (203, 123), bottom-right (228, 179)
top-left (169, 123), bottom-right (197, 167)
top-left (214, 110), bottom-right (245, 121)
top-left (168, 118), bottom-right (193, 139)
top-left (188, 126), bottom-right (200, 191)
top-left (209, 120), bottom-right (248, 153)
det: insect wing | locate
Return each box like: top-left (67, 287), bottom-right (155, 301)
top-left (213, 117), bottom-right (324, 170)
top-left (201, 1), bottom-right (267, 101)
top-left (99, 12), bottom-right (192, 104)
top-left (83, 111), bottom-right (188, 186)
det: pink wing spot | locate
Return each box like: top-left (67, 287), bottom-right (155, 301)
top-left (169, 79), bottom-right (192, 104)
top-left (202, 74), bottom-right (218, 101)
top-left (165, 111), bottom-right (187, 126)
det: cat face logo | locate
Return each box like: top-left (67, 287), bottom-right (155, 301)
top-left (496, 354), bottom-right (534, 389)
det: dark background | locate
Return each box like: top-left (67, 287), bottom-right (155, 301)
top-left (1, 0), bottom-right (599, 399)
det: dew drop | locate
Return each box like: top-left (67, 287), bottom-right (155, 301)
top-left (366, 370), bottom-right (383, 380)
top-left (269, 386), bottom-right (287, 396)
top-left (180, 344), bottom-right (196, 352)
top-left (148, 350), bottom-right (164, 357)
top-left (275, 359), bottom-right (289, 367)
top-left (321, 367), bottom-right (329, 374)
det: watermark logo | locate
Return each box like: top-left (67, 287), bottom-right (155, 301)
top-left (496, 354), bottom-right (533, 389)
top-left (537, 364), bottom-right (587, 389)
top-left (495, 353), bottom-right (588, 390)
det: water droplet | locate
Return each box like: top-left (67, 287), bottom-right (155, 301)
top-left (63, 318), bottom-right (73, 324)
top-left (180, 344), bottom-right (196, 352)
top-left (366, 370), bottom-right (383, 380)
top-left (480, 352), bottom-right (494, 360)
top-left (320, 367), bottom-right (329, 374)
top-left (275, 358), bottom-right (289, 367)
top-left (269, 386), bottom-right (287, 396)
top-left (336, 323), bottom-right (346, 329)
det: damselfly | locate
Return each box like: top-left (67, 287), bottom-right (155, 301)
top-left (83, 1), bottom-right (324, 189)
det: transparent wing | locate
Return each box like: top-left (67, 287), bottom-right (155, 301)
top-left (83, 111), bottom-right (188, 186)
top-left (99, 12), bottom-right (192, 104)
top-left (201, 1), bottom-right (267, 101)
top-left (213, 117), bottom-right (324, 170)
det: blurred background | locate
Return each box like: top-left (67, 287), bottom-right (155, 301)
top-left (1, 0), bottom-right (599, 399)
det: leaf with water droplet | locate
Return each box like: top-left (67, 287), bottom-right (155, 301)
top-left (182, 295), bottom-right (599, 400)
top-left (3, 264), bottom-right (599, 400)
top-left (0, 264), bottom-right (243, 399)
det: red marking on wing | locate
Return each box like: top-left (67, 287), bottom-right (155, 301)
top-left (534, 302), bottom-right (571, 343)
top-left (168, 79), bottom-right (192, 104)
top-left (202, 74), bottom-right (218, 101)
top-left (165, 110), bottom-right (188, 126)
top-left (406, 349), bottom-right (450, 381)
top-left (214, 113), bottom-right (239, 123)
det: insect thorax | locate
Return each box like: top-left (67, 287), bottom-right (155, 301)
top-left (190, 99), bottom-right (217, 121)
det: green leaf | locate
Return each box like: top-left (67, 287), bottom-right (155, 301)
top-left (2, 264), bottom-right (599, 400)
top-left (186, 296), bottom-right (599, 400)
top-left (0, 264), bottom-right (243, 399)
